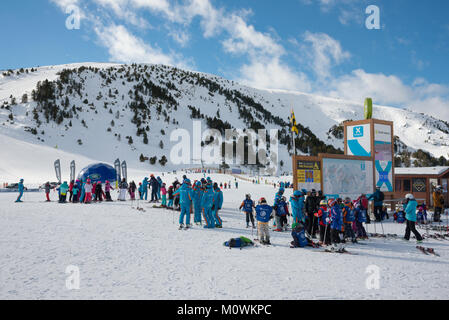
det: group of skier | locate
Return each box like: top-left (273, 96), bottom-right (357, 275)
top-left (40, 178), bottom-right (138, 204)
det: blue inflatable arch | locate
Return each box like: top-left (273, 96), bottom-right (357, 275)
top-left (77, 163), bottom-right (117, 183)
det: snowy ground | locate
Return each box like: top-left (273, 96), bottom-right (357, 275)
top-left (1, 173), bottom-right (449, 300)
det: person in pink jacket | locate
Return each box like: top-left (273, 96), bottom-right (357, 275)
top-left (105, 180), bottom-right (113, 202)
top-left (161, 183), bottom-right (167, 207)
top-left (84, 179), bottom-right (93, 204)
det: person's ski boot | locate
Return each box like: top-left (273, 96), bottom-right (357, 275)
top-left (246, 224), bottom-right (250, 228)
top-left (179, 224), bottom-right (184, 230)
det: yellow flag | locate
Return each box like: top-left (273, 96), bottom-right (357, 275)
top-left (291, 110), bottom-right (299, 135)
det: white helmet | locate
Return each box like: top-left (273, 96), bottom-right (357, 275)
top-left (405, 194), bottom-right (414, 200)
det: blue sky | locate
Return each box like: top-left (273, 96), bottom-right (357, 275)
top-left (1, 0), bottom-right (449, 120)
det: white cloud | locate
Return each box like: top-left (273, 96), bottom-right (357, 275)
top-left (94, 24), bottom-right (188, 67)
top-left (301, 31), bottom-right (351, 80)
top-left (325, 69), bottom-right (449, 121)
top-left (238, 58), bottom-right (311, 92)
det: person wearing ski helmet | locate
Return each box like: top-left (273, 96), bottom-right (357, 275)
top-left (290, 190), bottom-right (306, 225)
top-left (329, 198), bottom-right (345, 252)
top-left (342, 198), bottom-right (356, 243)
top-left (255, 198), bottom-right (274, 245)
top-left (274, 196), bottom-right (289, 232)
top-left (212, 183), bottom-right (223, 228)
top-left (44, 181), bottom-right (52, 202)
top-left (15, 179), bottom-right (25, 203)
top-left (201, 182), bottom-right (216, 229)
top-left (83, 179), bottom-right (93, 203)
top-left (156, 176), bottom-right (163, 200)
top-left (173, 179), bottom-right (193, 229)
top-left (105, 180), bottom-right (114, 201)
top-left (353, 200), bottom-right (368, 239)
top-left (404, 194), bottom-right (423, 243)
top-left (240, 194), bottom-right (255, 228)
top-left (315, 199), bottom-right (331, 246)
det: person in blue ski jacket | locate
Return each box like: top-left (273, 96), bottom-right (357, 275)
top-left (173, 180), bottom-right (193, 228)
top-left (404, 194), bottom-right (423, 242)
top-left (240, 194), bottom-right (255, 228)
top-left (212, 183), bottom-right (223, 228)
top-left (141, 177), bottom-right (149, 200)
top-left (157, 177), bottom-right (163, 200)
top-left (329, 198), bottom-right (344, 251)
top-left (201, 183), bottom-right (215, 229)
top-left (15, 179), bottom-right (25, 203)
top-left (255, 198), bottom-right (274, 245)
top-left (274, 196), bottom-right (289, 232)
top-left (58, 181), bottom-right (69, 203)
top-left (192, 181), bottom-right (203, 225)
top-left (290, 190), bottom-right (305, 224)
top-left (353, 201), bottom-right (368, 239)
top-left (342, 198), bottom-right (356, 243)
top-left (79, 179), bottom-right (86, 203)
top-left (291, 221), bottom-right (309, 248)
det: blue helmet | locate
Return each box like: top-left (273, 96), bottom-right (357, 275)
top-left (293, 190), bottom-right (302, 197)
top-left (20, 178), bottom-right (24, 182)
top-left (195, 181), bottom-right (201, 187)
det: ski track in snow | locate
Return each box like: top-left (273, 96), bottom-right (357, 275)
top-left (1, 175), bottom-right (449, 299)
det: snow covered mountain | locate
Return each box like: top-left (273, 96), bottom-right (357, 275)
top-left (1, 62), bottom-right (448, 181)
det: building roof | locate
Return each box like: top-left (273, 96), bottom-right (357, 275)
top-left (395, 166), bottom-right (449, 176)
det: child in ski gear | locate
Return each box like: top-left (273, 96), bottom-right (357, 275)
top-left (92, 182), bottom-right (97, 201)
top-left (417, 203), bottom-right (428, 224)
top-left (161, 183), bottom-right (167, 208)
top-left (69, 180), bottom-right (74, 202)
top-left (433, 187), bottom-right (444, 222)
top-left (105, 181), bottom-right (113, 201)
top-left (57, 181), bottom-right (69, 203)
top-left (72, 183), bottom-right (79, 203)
top-left (174, 180), bottom-right (193, 229)
top-left (201, 183), bottom-right (215, 228)
top-left (212, 183), bottom-right (223, 228)
top-left (167, 186), bottom-right (174, 209)
top-left (353, 201), bottom-right (367, 239)
top-left (95, 182), bottom-right (103, 202)
top-left (240, 194), bottom-right (255, 228)
top-left (118, 179), bottom-right (128, 201)
top-left (315, 199), bottom-right (331, 245)
top-left (255, 198), bottom-right (274, 245)
top-left (15, 179), bottom-right (24, 203)
top-left (274, 196), bottom-right (289, 232)
top-left (45, 182), bottom-right (51, 202)
top-left (192, 181), bottom-right (203, 224)
top-left (368, 187), bottom-right (384, 222)
top-left (343, 198), bottom-right (357, 243)
top-left (173, 185), bottom-right (181, 211)
top-left (404, 194), bottom-right (423, 242)
top-left (128, 181), bottom-right (137, 200)
top-left (84, 179), bottom-right (93, 203)
top-left (79, 180), bottom-right (86, 203)
top-left (329, 198), bottom-right (344, 251)
top-left (291, 221), bottom-right (309, 248)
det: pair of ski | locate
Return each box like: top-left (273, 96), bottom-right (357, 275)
top-left (178, 225), bottom-right (191, 230)
top-left (321, 248), bottom-right (357, 255)
top-left (416, 246), bottom-right (440, 256)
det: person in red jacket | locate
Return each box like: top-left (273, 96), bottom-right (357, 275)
top-left (68, 180), bottom-right (74, 202)
top-left (314, 200), bottom-right (331, 246)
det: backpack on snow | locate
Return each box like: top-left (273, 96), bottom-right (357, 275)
top-left (223, 236), bottom-right (254, 249)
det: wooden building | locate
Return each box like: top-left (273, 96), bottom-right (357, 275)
top-left (394, 166), bottom-right (449, 207)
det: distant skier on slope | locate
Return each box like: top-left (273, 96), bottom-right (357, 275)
top-left (15, 179), bottom-right (25, 203)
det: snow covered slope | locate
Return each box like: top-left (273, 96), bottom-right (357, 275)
top-left (1, 63), bottom-right (448, 179)
top-left (1, 177), bottom-right (448, 300)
